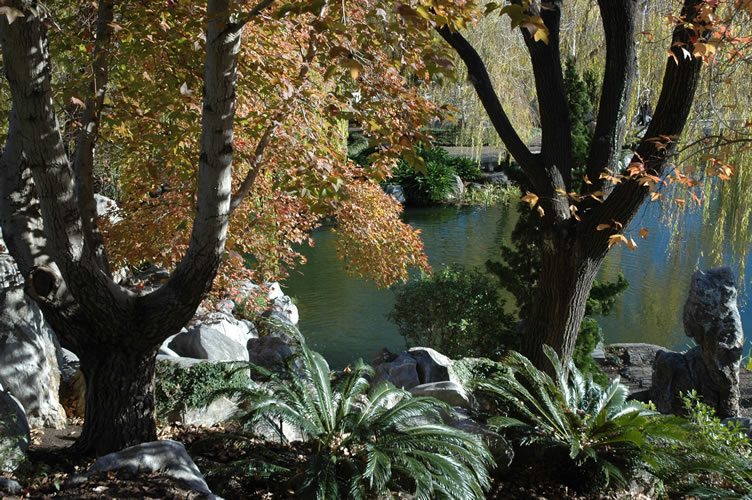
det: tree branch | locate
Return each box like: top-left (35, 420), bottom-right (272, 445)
top-left (583, 0), bottom-right (707, 245)
top-left (73, 0), bottom-right (115, 276)
top-left (436, 26), bottom-right (539, 175)
top-left (585, 0), bottom-right (638, 193)
top-left (145, 0), bottom-right (242, 340)
top-left (520, 0), bottom-right (574, 193)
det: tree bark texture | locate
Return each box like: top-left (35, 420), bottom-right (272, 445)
top-left (0, 0), bottom-right (243, 455)
top-left (443, 0), bottom-right (708, 371)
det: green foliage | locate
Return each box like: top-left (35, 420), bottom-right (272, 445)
top-left (154, 360), bottom-right (250, 423)
top-left (389, 265), bottom-right (517, 358)
top-left (461, 183), bottom-right (520, 207)
top-left (388, 145), bottom-right (481, 205)
top-left (214, 341), bottom-right (494, 499)
top-left (563, 57), bottom-right (594, 189)
top-left (479, 346), bottom-right (685, 491)
top-left (644, 391), bottom-right (752, 497)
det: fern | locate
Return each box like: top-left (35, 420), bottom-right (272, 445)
top-left (210, 339), bottom-right (494, 499)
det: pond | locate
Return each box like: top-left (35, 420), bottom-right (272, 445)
top-left (283, 202), bottom-right (751, 369)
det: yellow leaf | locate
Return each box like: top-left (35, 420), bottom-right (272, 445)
top-left (520, 191), bottom-right (539, 208)
top-left (638, 228), bottom-right (650, 239)
top-left (533, 28), bottom-right (549, 44)
top-left (608, 234), bottom-right (628, 248)
top-left (536, 205), bottom-right (545, 217)
top-left (627, 237), bottom-right (638, 251)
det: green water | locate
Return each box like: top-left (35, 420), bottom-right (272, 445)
top-left (283, 203), bottom-right (751, 369)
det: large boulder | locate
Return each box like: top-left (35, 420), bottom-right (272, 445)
top-left (58, 348), bottom-right (86, 419)
top-left (384, 184), bottom-right (407, 204)
top-left (0, 287), bottom-right (66, 428)
top-left (444, 408), bottom-right (513, 468)
top-left (168, 327), bottom-right (250, 362)
top-left (372, 351), bottom-right (420, 390)
top-left (372, 347), bottom-right (457, 390)
top-left (408, 347), bottom-right (458, 384)
top-left (247, 335), bottom-right (294, 371)
top-left (0, 387), bottom-right (30, 472)
top-left (409, 381), bottom-right (475, 409)
top-left (165, 396), bottom-right (239, 427)
top-left (82, 440), bottom-right (216, 498)
top-left (651, 268), bottom-right (744, 418)
top-left (187, 311), bottom-right (257, 347)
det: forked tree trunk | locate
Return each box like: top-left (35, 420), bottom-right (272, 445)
top-left (73, 346), bottom-right (159, 456)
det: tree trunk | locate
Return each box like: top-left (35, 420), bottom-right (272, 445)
top-left (73, 345), bottom-right (158, 456)
top-left (520, 227), bottom-right (604, 372)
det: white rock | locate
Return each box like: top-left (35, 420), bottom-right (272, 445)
top-left (0, 389), bottom-right (29, 472)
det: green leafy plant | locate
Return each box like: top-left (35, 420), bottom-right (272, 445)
top-left (461, 184), bottom-right (520, 206)
top-left (154, 360), bottom-right (251, 423)
top-left (389, 265), bottom-right (517, 358)
top-left (212, 341), bottom-right (494, 499)
top-left (478, 346), bottom-right (683, 491)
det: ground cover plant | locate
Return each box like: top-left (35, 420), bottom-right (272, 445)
top-left (203, 340), bottom-right (494, 499)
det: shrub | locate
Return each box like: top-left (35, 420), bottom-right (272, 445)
top-left (212, 341), bottom-right (494, 499)
top-left (389, 265), bottom-right (517, 358)
top-left (154, 360), bottom-right (250, 423)
top-left (478, 346), bottom-right (685, 491)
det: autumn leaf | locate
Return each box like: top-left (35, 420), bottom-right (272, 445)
top-left (626, 237), bottom-right (638, 251)
top-left (596, 223), bottom-right (611, 231)
top-left (638, 228), bottom-right (650, 239)
top-left (608, 234), bottom-right (628, 248)
top-left (536, 205), bottom-right (545, 217)
top-left (0, 7), bottom-right (24, 24)
top-left (520, 191), bottom-right (539, 208)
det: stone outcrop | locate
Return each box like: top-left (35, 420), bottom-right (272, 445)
top-left (0, 287), bottom-right (66, 428)
top-left (371, 347), bottom-right (458, 390)
top-left (168, 326), bottom-right (250, 363)
top-left (651, 268), bottom-right (744, 418)
top-left (76, 440), bottom-right (216, 498)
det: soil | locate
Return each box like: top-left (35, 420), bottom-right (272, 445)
top-left (4, 347), bottom-right (751, 499)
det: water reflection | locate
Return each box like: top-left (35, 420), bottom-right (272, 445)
top-left (284, 203), bottom-right (751, 369)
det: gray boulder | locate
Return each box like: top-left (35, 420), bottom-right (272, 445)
top-left (409, 381), bottom-right (475, 410)
top-left (84, 440), bottom-right (215, 498)
top-left (651, 268), bottom-right (744, 418)
top-left (0, 477), bottom-right (22, 495)
top-left (168, 327), bottom-right (249, 362)
top-left (187, 311), bottom-right (256, 347)
top-left (0, 388), bottom-right (29, 472)
top-left (156, 355), bottom-right (206, 370)
top-left (445, 174), bottom-right (465, 201)
top-left (0, 287), bottom-right (66, 428)
top-left (270, 295), bottom-right (299, 326)
top-left (58, 349), bottom-right (86, 419)
top-left (372, 352), bottom-right (420, 390)
top-left (408, 347), bottom-right (457, 384)
top-left (247, 336), bottom-right (294, 371)
top-left (384, 184), bottom-right (406, 204)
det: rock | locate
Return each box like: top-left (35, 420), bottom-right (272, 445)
top-left (166, 396), bottom-right (239, 427)
top-left (445, 408), bottom-right (513, 468)
top-left (445, 174), bottom-right (465, 201)
top-left (0, 389), bottom-right (29, 472)
top-left (372, 352), bottom-right (420, 390)
top-left (168, 327), bottom-right (249, 362)
top-left (58, 348), bottom-right (80, 382)
top-left (0, 477), bottom-right (22, 495)
top-left (409, 381), bottom-right (475, 409)
top-left (259, 311), bottom-right (301, 342)
top-left (0, 287), bottom-right (66, 428)
top-left (187, 311), bottom-right (256, 347)
top-left (384, 184), bottom-right (406, 204)
top-left (265, 282), bottom-right (284, 301)
top-left (247, 336), bottom-right (294, 371)
top-left (270, 295), bottom-right (299, 326)
top-left (651, 268), bottom-right (744, 418)
top-left (480, 172), bottom-right (510, 185)
top-left (0, 254), bottom-right (23, 289)
top-left (408, 347), bottom-right (456, 384)
top-left (159, 345), bottom-right (180, 357)
top-left (85, 440), bottom-right (216, 498)
top-left (251, 417), bottom-right (305, 444)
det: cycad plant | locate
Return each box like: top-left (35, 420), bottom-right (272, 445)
top-left (477, 345), bottom-right (684, 490)
top-left (218, 341), bottom-right (494, 499)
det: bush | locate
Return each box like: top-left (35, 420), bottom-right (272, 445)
top-left (154, 360), bottom-right (250, 423)
top-left (210, 341), bottom-right (494, 499)
top-left (389, 265), bottom-right (517, 358)
top-left (478, 346), bottom-right (686, 492)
